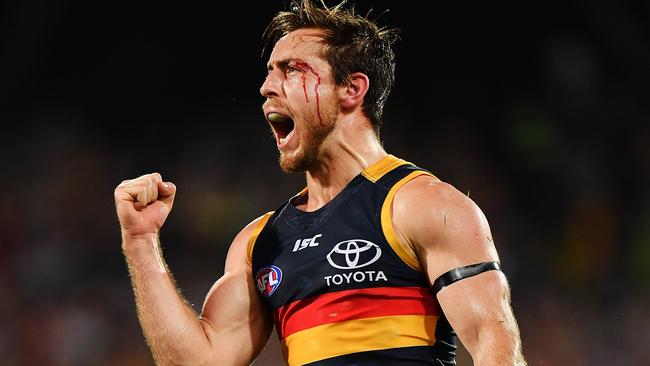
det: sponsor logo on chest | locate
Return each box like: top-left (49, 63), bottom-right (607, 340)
top-left (292, 234), bottom-right (322, 252)
top-left (324, 239), bottom-right (388, 287)
top-left (257, 237), bottom-right (389, 296)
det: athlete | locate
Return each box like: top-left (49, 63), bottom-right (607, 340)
top-left (114, 1), bottom-right (526, 365)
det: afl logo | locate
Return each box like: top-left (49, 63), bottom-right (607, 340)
top-left (327, 240), bottom-right (382, 270)
top-left (255, 265), bottom-right (283, 297)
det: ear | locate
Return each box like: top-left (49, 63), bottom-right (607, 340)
top-left (339, 72), bottom-right (369, 110)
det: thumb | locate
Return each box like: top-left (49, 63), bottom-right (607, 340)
top-left (157, 181), bottom-right (176, 205)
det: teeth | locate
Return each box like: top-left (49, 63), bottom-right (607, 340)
top-left (279, 130), bottom-right (293, 146)
top-left (267, 112), bottom-right (290, 123)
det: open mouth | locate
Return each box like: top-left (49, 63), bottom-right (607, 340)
top-left (267, 112), bottom-right (295, 144)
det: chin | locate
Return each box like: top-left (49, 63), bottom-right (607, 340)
top-left (279, 146), bottom-right (318, 173)
top-left (279, 154), bottom-right (309, 173)
top-left (277, 124), bottom-right (332, 173)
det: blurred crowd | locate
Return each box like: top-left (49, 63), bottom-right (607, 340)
top-left (1, 1), bottom-right (648, 365)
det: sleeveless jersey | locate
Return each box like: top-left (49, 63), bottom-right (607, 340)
top-left (249, 155), bottom-right (457, 365)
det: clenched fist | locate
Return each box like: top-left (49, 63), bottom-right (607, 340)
top-left (114, 173), bottom-right (176, 240)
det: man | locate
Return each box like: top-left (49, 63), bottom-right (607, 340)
top-left (114, 1), bottom-right (526, 365)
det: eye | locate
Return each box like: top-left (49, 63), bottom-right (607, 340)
top-left (286, 65), bottom-right (297, 73)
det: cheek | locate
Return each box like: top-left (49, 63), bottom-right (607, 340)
top-left (287, 75), bottom-right (337, 122)
top-left (317, 87), bottom-right (339, 112)
top-left (284, 78), bottom-right (308, 104)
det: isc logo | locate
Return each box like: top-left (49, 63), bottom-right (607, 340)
top-left (255, 265), bottom-right (283, 297)
top-left (292, 234), bottom-right (322, 252)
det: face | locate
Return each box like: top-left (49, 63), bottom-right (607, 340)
top-left (260, 28), bottom-right (340, 172)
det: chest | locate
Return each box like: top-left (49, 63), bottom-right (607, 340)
top-left (252, 200), bottom-right (426, 310)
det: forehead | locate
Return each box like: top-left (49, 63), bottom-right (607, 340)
top-left (269, 28), bottom-right (326, 60)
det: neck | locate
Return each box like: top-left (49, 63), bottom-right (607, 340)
top-left (299, 118), bottom-right (386, 212)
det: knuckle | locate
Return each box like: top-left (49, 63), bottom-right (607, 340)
top-left (136, 174), bottom-right (152, 185)
top-left (146, 175), bottom-right (157, 187)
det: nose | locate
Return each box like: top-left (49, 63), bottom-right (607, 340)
top-left (260, 69), bottom-right (281, 98)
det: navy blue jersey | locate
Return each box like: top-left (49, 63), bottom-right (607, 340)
top-left (249, 155), bottom-right (457, 365)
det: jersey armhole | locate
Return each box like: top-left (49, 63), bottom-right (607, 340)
top-left (380, 170), bottom-right (435, 273)
top-left (246, 211), bottom-right (274, 265)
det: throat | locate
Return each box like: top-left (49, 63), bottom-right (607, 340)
top-left (292, 181), bottom-right (350, 213)
top-left (302, 170), bottom-right (357, 212)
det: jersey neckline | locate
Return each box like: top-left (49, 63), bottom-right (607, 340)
top-left (285, 154), bottom-right (408, 217)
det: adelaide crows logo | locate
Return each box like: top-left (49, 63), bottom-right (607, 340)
top-left (255, 265), bottom-right (283, 297)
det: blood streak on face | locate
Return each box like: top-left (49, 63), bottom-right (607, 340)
top-left (294, 61), bottom-right (323, 125)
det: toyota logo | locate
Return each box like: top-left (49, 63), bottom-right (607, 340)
top-left (326, 239), bottom-right (382, 269)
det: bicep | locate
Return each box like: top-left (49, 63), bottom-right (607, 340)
top-left (200, 270), bottom-right (273, 365)
top-left (198, 217), bottom-right (274, 365)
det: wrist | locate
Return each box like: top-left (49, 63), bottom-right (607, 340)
top-left (121, 232), bottom-right (159, 253)
top-left (121, 233), bottom-right (169, 274)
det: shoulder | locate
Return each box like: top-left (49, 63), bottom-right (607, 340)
top-left (225, 212), bottom-right (274, 271)
top-left (393, 174), bottom-right (483, 228)
top-left (392, 174), bottom-right (498, 272)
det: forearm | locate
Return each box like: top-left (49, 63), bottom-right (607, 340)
top-left (123, 234), bottom-right (212, 365)
top-left (469, 323), bottom-right (526, 366)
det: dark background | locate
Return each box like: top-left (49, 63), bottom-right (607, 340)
top-left (1, 1), bottom-right (648, 365)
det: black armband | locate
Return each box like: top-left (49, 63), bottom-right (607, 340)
top-left (432, 261), bottom-right (501, 294)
